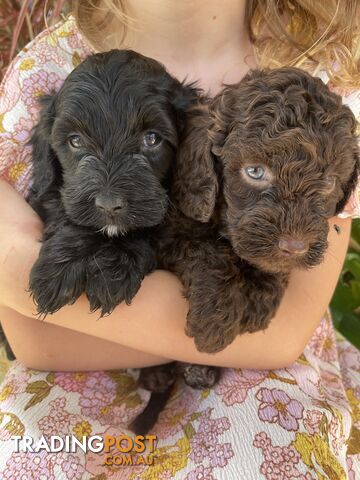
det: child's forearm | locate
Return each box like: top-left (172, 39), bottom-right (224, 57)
top-left (3, 217), bottom-right (350, 370)
top-left (0, 306), bottom-right (170, 371)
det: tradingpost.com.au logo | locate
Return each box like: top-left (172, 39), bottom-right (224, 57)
top-left (12, 434), bottom-right (157, 466)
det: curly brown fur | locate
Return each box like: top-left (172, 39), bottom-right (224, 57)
top-left (134, 67), bottom-right (359, 434)
top-left (169, 67), bottom-right (359, 354)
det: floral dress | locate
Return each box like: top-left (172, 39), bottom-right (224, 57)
top-left (0, 16), bottom-right (359, 480)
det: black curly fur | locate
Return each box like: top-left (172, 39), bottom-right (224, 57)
top-left (1, 49), bottom-right (198, 359)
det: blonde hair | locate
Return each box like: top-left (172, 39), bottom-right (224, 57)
top-left (73, 0), bottom-right (360, 89)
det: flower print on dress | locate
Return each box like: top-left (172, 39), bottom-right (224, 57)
top-left (38, 397), bottom-right (72, 438)
top-left (0, 364), bottom-right (31, 403)
top-left (338, 343), bottom-right (360, 372)
top-left (54, 371), bottom-right (89, 394)
top-left (2, 449), bottom-right (56, 480)
top-left (79, 372), bottom-right (117, 421)
top-left (346, 456), bottom-right (356, 480)
top-left (253, 432), bottom-right (314, 480)
top-left (0, 140), bottom-right (32, 195)
top-left (155, 384), bottom-right (201, 438)
top-left (66, 32), bottom-right (93, 57)
top-left (35, 41), bottom-right (67, 67)
top-left (100, 401), bottom-right (145, 427)
top-left (11, 115), bottom-right (38, 143)
top-left (307, 314), bottom-right (338, 362)
top-left (0, 67), bottom-right (21, 116)
top-left (329, 415), bottom-right (346, 456)
top-left (256, 388), bottom-right (304, 431)
top-left (337, 341), bottom-right (360, 389)
top-left (21, 70), bottom-right (64, 120)
top-left (61, 453), bottom-right (85, 480)
top-left (189, 408), bottom-right (234, 469)
top-left (185, 464), bottom-right (216, 480)
top-left (303, 410), bottom-right (324, 435)
top-left (286, 362), bottom-right (322, 400)
top-left (320, 369), bottom-right (349, 408)
top-left (0, 411), bottom-right (24, 441)
top-left (214, 368), bottom-right (268, 406)
top-left (79, 371), bottom-right (146, 426)
top-left (38, 397), bottom-right (70, 437)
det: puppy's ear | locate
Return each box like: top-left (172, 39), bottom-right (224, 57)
top-left (167, 80), bottom-right (201, 133)
top-left (172, 106), bottom-right (218, 222)
top-left (30, 93), bottom-right (62, 198)
top-left (171, 81), bottom-right (199, 115)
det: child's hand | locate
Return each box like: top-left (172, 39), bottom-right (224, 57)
top-left (0, 179), bottom-right (42, 315)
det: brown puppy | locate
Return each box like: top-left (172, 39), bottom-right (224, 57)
top-left (168, 67), bottom-right (359, 353)
top-left (132, 67), bottom-right (359, 434)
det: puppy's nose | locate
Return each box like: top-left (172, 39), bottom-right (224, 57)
top-left (95, 195), bottom-right (126, 215)
top-left (278, 236), bottom-right (308, 255)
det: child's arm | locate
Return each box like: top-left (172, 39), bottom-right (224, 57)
top-left (0, 179), bottom-right (351, 370)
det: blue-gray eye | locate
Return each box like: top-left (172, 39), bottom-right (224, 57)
top-left (68, 135), bottom-right (84, 149)
top-left (245, 166), bottom-right (265, 180)
top-left (143, 132), bottom-right (162, 147)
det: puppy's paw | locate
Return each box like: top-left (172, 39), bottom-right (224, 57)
top-left (138, 363), bottom-right (177, 393)
top-left (185, 306), bottom-right (239, 354)
top-left (178, 363), bottom-right (221, 389)
top-left (86, 272), bottom-right (142, 316)
top-left (86, 243), bottom-right (156, 315)
top-left (29, 257), bottom-right (86, 315)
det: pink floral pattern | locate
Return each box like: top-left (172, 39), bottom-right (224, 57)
top-left (308, 312), bottom-right (338, 361)
top-left (214, 368), bottom-right (268, 405)
top-left (78, 372), bottom-right (117, 420)
top-left (38, 397), bottom-right (81, 438)
top-left (185, 465), bottom-right (216, 480)
top-left (256, 388), bottom-right (304, 431)
top-left (303, 409), bottom-right (324, 435)
top-left (54, 372), bottom-right (87, 393)
top-left (22, 70), bottom-right (63, 120)
top-left (189, 408), bottom-right (233, 467)
top-left (253, 432), bottom-right (315, 480)
top-left (3, 450), bottom-right (56, 480)
top-left (0, 15), bottom-right (359, 480)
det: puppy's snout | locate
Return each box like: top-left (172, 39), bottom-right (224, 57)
top-left (278, 236), bottom-right (308, 256)
top-left (95, 195), bottom-right (126, 215)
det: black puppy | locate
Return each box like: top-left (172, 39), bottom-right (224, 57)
top-left (28, 49), bottom-right (197, 316)
top-left (1, 50), bottom-right (197, 359)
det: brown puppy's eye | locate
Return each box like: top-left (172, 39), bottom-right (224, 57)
top-left (324, 175), bottom-right (336, 192)
top-left (143, 132), bottom-right (162, 148)
top-left (68, 135), bottom-right (84, 149)
top-left (245, 166), bottom-right (265, 180)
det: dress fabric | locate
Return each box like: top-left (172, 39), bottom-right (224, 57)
top-left (0, 16), bottom-right (359, 480)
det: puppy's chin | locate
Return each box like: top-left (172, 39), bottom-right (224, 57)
top-left (98, 225), bottom-right (126, 238)
top-left (232, 243), bottom-right (328, 274)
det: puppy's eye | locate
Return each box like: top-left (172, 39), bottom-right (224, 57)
top-left (324, 175), bottom-right (336, 192)
top-left (143, 132), bottom-right (162, 148)
top-left (67, 135), bottom-right (84, 149)
top-left (245, 166), bottom-right (265, 180)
